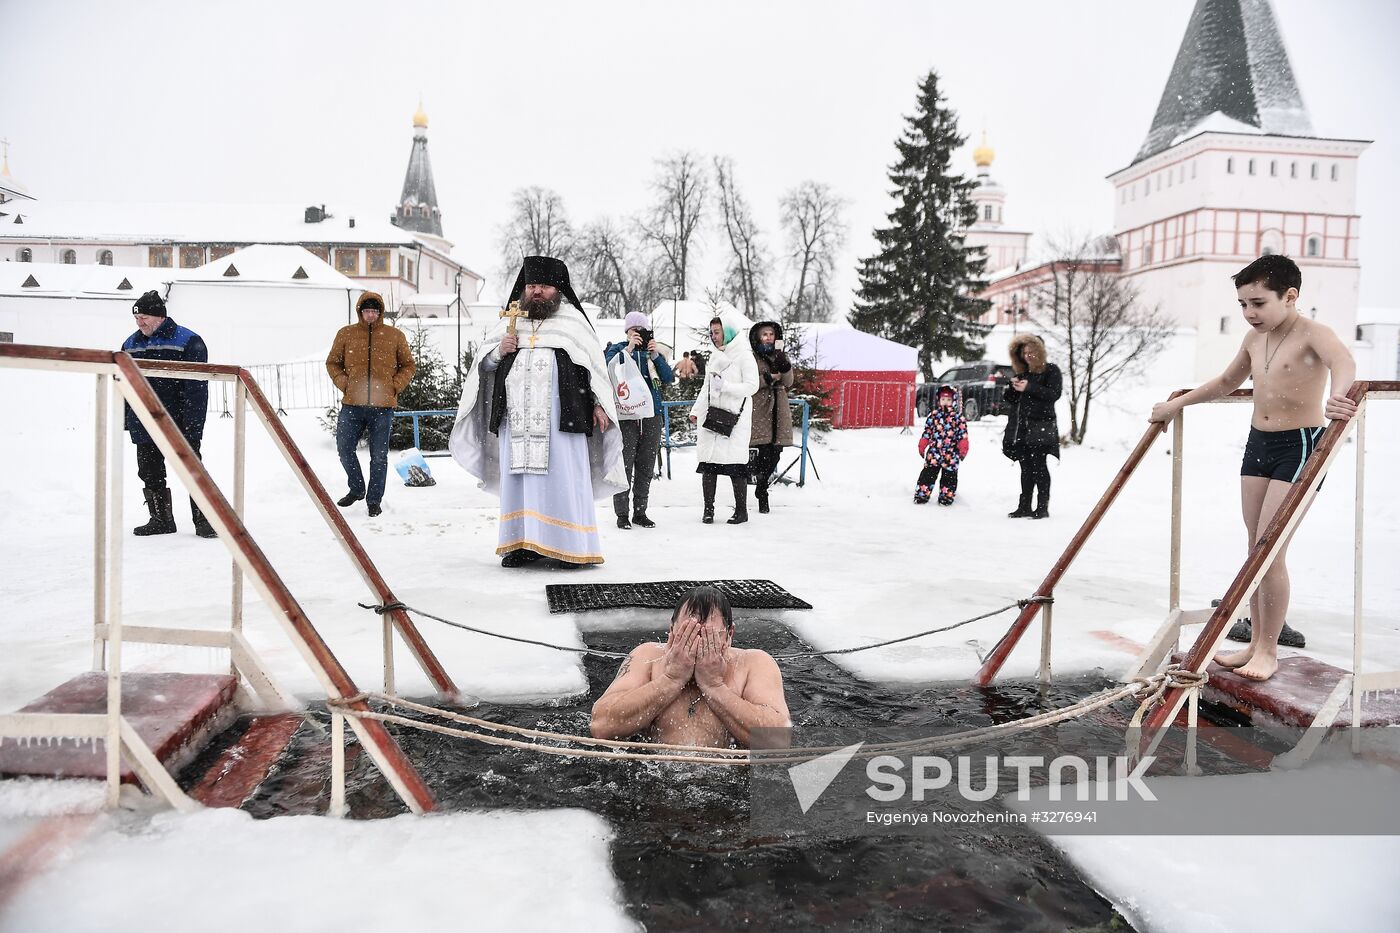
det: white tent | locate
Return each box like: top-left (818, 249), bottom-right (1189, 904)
top-left (646, 299), bottom-right (739, 357)
top-left (788, 323), bottom-right (919, 372)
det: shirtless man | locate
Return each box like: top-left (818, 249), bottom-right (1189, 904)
top-left (1150, 254), bottom-right (1356, 681)
top-left (589, 586), bottom-right (791, 748)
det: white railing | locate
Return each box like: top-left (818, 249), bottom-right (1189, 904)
top-left (0, 345), bottom-right (449, 814)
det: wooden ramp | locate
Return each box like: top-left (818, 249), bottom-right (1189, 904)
top-left (1176, 653), bottom-right (1400, 729)
top-left (0, 673), bottom-right (237, 782)
top-left (187, 714), bottom-right (305, 808)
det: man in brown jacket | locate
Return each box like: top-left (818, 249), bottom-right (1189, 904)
top-left (325, 292), bottom-right (415, 516)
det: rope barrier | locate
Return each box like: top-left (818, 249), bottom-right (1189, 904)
top-left (1128, 664), bottom-right (1209, 730)
top-left (357, 595), bottom-right (1053, 664)
top-left (326, 665), bottom-right (1186, 768)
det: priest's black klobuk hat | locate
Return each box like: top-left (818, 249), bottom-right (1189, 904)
top-left (506, 255), bottom-right (583, 312)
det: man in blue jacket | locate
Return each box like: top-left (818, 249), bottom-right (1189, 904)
top-left (603, 311), bottom-right (675, 529)
top-left (120, 290), bottom-right (215, 538)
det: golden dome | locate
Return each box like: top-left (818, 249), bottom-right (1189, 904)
top-left (413, 99), bottom-right (429, 129)
top-left (973, 131), bottom-right (995, 168)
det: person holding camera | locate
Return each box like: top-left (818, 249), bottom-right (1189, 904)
top-left (603, 311), bottom-right (675, 529)
top-left (688, 313), bottom-right (759, 524)
top-left (1002, 333), bottom-right (1062, 519)
top-left (748, 321), bottom-right (794, 514)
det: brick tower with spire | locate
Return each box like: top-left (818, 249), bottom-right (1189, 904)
top-left (1107, 0), bottom-right (1370, 377)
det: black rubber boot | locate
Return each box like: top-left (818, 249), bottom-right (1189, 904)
top-left (1031, 479), bottom-right (1050, 519)
top-left (133, 487), bottom-right (176, 536)
top-left (191, 500), bottom-right (217, 538)
top-left (727, 476), bottom-right (749, 524)
top-left (702, 473), bottom-right (717, 524)
top-left (1009, 473), bottom-right (1034, 518)
top-left (1224, 616), bottom-right (1306, 649)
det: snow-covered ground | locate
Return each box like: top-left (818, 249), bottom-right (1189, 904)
top-left (1, 365), bottom-right (1397, 931)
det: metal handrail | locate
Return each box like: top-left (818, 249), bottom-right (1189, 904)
top-left (658, 397), bottom-right (812, 485)
top-left (393, 408), bottom-right (457, 457)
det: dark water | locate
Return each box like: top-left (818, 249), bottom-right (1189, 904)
top-left (191, 621), bottom-right (1249, 931)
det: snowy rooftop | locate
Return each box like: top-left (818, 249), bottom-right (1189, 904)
top-left (175, 244), bottom-right (359, 290)
top-left (0, 200), bottom-right (432, 247)
top-left (1169, 110), bottom-right (1265, 147)
top-left (1135, 0), bottom-right (1314, 163)
top-left (0, 261), bottom-right (168, 298)
top-left (0, 245), bottom-right (359, 296)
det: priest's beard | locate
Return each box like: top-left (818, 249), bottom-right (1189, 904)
top-left (523, 294), bottom-right (562, 320)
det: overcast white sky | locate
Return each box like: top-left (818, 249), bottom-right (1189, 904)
top-left (3, 0), bottom-right (1396, 310)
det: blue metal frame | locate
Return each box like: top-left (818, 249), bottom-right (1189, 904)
top-left (392, 409), bottom-right (457, 457)
top-left (659, 398), bottom-right (811, 486)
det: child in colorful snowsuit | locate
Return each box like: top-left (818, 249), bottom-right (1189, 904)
top-left (914, 385), bottom-right (969, 505)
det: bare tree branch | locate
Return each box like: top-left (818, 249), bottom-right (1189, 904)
top-left (575, 218), bottom-right (670, 319)
top-left (495, 186), bottom-right (576, 286)
top-left (713, 155), bottom-right (771, 317)
top-left (1029, 233), bottom-right (1174, 443)
top-left (780, 181), bottom-right (847, 323)
top-left (639, 151), bottom-right (708, 300)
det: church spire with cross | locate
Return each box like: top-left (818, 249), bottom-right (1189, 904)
top-left (1134, 0), bottom-right (1313, 163)
top-left (0, 137), bottom-right (34, 203)
top-left (392, 99), bottom-right (443, 237)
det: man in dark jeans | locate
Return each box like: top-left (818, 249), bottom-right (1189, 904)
top-left (603, 311), bottom-right (675, 528)
top-left (121, 290), bottom-right (216, 538)
top-left (325, 292), bottom-right (416, 517)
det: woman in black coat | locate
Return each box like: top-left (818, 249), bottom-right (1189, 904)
top-left (1002, 333), bottom-right (1061, 519)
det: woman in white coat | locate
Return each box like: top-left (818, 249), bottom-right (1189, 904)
top-left (689, 314), bottom-right (760, 524)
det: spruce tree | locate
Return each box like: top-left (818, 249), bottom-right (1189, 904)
top-left (850, 70), bottom-right (991, 379)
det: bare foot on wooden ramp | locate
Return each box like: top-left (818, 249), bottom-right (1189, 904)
top-left (1234, 655), bottom-right (1279, 682)
top-left (1214, 648), bottom-right (1253, 668)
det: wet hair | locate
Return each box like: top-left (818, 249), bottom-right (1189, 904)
top-left (671, 585), bottom-right (733, 631)
top-left (1232, 254), bottom-right (1301, 297)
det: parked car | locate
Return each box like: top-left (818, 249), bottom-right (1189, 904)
top-left (916, 361), bottom-right (1015, 421)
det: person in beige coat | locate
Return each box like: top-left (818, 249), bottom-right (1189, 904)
top-left (747, 321), bottom-right (794, 514)
top-left (325, 291), bottom-right (415, 516)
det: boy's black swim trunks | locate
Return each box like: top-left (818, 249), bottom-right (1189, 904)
top-left (1241, 425), bottom-right (1325, 484)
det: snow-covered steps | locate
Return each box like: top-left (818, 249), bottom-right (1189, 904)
top-left (0, 672), bottom-right (239, 783)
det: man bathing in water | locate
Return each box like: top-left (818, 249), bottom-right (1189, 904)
top-left (590, 587), bottom-right (790, 748)
top-left (1150, 255), bottom-right (1356, 682)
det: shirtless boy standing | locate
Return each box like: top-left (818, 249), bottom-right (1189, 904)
top-left (590, 586), bottom-right (791, 748)
top-left (1150, 255), bottom-right (1356, 681)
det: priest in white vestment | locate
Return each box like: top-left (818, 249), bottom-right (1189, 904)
top-left (449, 256), bottom-right (626, 567)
